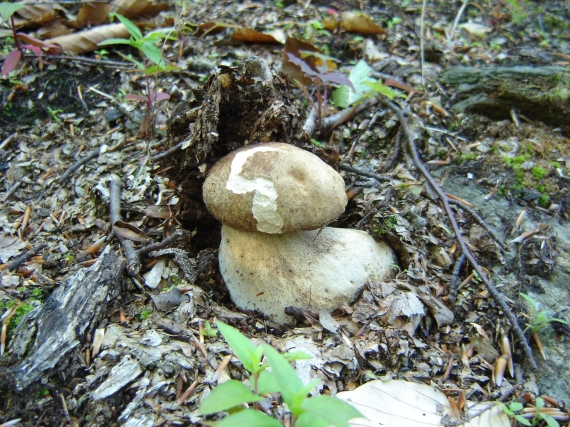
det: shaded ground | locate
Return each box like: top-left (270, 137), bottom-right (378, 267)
top-left (1, 0), bottom-right (570, 426)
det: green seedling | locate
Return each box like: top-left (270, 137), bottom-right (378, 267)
top-left (497, 401), bottom-right (531, 426)
top-left (201, 321), bottom-right (217, 338)
top-left (199, 321), bottom-right (364, 426)
top-left (98, 13), bottom-right (178, 134)
top-left (520, 292), bottom-right (568, 360)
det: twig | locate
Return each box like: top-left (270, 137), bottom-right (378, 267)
top-left (447, 199), bottom-right (510, 251)
top-left (86, 86), bottom-right (141, 124)
top-left (380, 130), bottom-right (402, 173)
top-left (1, 244), bottom-right (48, 271)
top-left (463, 385), bottom-right (521, 422)
top-left (378, 97), bottom-right (538, 370)
top-left (138, 230), bottom-right (182, 257)
top-left (109, 179), bottom-right (140, 277)
top-left (149, 248), bottom-right (196, 282)
top-left (25, 54), bottom-right (136, 69)
top-left (151, 140), bottom-right (185, 161)
top-left (338, 164), bottom-right (392, 182)
top-left (449, 253), bottom-right (466, 303)
top-left (2, 174), bottom-right (30, 202)
top-left (173, 378), bottom-right (200, 409)
top-left (0, 132), bottom-right (17, 150)
top-left (322, 98), bottom-right (379, 135)
top-left (58, 148), bottom-right (101, 184)
top-left (419, 0), bottom-right (427, 90)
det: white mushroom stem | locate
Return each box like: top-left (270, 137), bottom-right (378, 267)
top-left (219, 225), bottom-right (396, 324)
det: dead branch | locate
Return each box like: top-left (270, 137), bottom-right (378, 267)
top-left (151, 140), bottom-right (185, 162)
top-left (449, 253), bottom-right (466, 303)
top-left (378, 97), bottom-right (538, 370)
top-left (2, 173), bottom-right (30, 202)
top-left (2, 243), bottom-right (48, 272)
top-left (380, 130), bottom-right (402, 173)
top-left (447, 199), bottom-right (510, 251)
top-left (58, 148), bottom-right (101, 185)
top-left (109, 178), bottom-right (140, 277)
top-left (138, 230), bottom-right (182, 257)
top-left (149, 248), bottom-right (196, 283)
top-left (338, 164), bottom-right (392, 182)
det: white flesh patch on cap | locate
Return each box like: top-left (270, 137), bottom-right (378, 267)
top-left (226, 146), bottom-right (283, 233)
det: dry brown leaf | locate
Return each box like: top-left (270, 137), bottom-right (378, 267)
top-left (14, 1), bottom-right (66, 27)
top-left (282, 37), bottom-right (337, 86)
top-left (113, 221), bottom-right (148, 243)
top-left (324, 12), bottom-right (385, 35)
top-left (341, 12), bottom-right (385, 35)
top-left (231, 28), bottom-right (285, 44)
top-left (46, 24), bottom-right (130, 54)
top-left (76, 0), bottom-right (170, 27)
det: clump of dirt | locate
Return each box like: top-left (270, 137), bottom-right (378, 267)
top-left (0, 62), bottom-right (121, 133)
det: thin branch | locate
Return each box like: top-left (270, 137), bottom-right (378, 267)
top-left (58, 149), bottom-right (101, 184)
top-left (447, 199), bottom-right (510, 251)
top-left (378, 97), bottom-right (538, 370)
top-left (338, 164), bottom-right (392, 182)
top-left (2, 244), bottom-right (48, 271)
top-left (138, 230), bottom-right (182, 257)
top-left (151, 140), bottom-right (185, 161)
top-left (26, 54), bottom-right (136, 69)
top-left (109, 178), bottom-right (140, 277)
top-left (380, 130), bottom-right (403, 173)
top-left (3, 174), bottom-right (30, 202)
top-left (449, 253), bottom-right (466, 303)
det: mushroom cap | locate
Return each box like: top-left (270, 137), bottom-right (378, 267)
top-left (219, 225), bottom-right (396, 323)
top-left (203, 143), bottom-right (347, 234)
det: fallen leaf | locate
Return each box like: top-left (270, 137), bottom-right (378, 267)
top-left (460, 22), bottom-right (492, 37)
top-left (337, 379), bottom-right (509, 427)
top-left (231, 28), bottom-right (285, 44)
top-left (76, 0), bottom-right (170, 26)
top-left (47, 23), bottom-right (130, 54)
top-left (324, 12), bottom-right (385, 35)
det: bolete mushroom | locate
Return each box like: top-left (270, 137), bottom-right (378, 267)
top-left (203, 142), bottom-right (396, 323)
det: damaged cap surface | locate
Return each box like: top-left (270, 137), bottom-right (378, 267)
top-left (203, 142), bottom-right (348, 234)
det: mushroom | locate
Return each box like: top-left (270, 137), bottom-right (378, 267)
top-left (203, 142), bottom-right (396, 323)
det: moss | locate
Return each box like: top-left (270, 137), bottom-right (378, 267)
top-left (457, 152), bottom-right (476, 164)
top-left (538, 193), bottom-right (550, 207)
top-left (532, 166), bottom-right (547, 180)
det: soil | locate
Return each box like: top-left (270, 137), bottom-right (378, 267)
top-left (1, 0), bottom-right (570, 426)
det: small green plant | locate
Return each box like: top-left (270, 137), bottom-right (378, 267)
top-left (47, 107), bottom-right (63, 124)
top-left (198, 321), bottom-right (363, 426)
top-left (520, 293), bottom-right (568, 333)
top-left (538, 193), bottom-right (550, 207)
top-left (139, 309), bottom-right (151, 320)
top-left (201, 321), bottom-right (217, 338)
top-left (497, 401), bottom-right (531, 426)
top-left (98, 13), bottom-right (177, 133)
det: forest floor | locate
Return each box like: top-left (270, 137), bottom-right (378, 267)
top-left (1, 0), bottom-right (570, 426)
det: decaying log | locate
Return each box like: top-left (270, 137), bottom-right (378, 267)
top-left (4, 246), bottom-right (125, 390)
top-left (440, 66), bottom-right (570, 131)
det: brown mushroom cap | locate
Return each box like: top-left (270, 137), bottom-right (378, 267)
top-left (203, 143), bottom-right (348, 234)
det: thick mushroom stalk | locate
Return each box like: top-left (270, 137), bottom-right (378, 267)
top-left (203, 142), bottom-right (396, 323)
top-left (219, 225), bottom-right (395, 323)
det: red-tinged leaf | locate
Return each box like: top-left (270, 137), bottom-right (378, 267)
top-left (151, 92), bottom-right (170, 103)
top-left (16, 33), bottom-right (60, 51)
top-left (231, 28), bottom-right (284, 44)
top-left (124, 94), bottom-right (148, 102)
top-left (319, 70), bottom-right (354, 89)
top-left (285, 52), bottom-right (319, 78)
top-left (22, 44), bottom-right (43, 58)
top-left (2, 50), bottom-right (22, 76)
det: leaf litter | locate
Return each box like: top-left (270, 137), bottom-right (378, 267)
top-left (1, 0), bottom-right (570, 426)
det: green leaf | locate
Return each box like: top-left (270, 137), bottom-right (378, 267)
top-left (98, 38), bottom-right (135, 47)
top-left (111, 13), bottom-right (142, 40)
top-left (0, 2), bottom-right (25, 22)
top-left (513, 415), bottom-right (532, 426)
top-left (294, 412), bottom-right (330, 427)
top-left (282, 352), bottom-right (313, 362)
top-left (199, 380), bottom-right (263, 415)
top-left (538, 412), bottom-right (560, 427)
top-left (301, 395), bottom-right (364, 427)
top-left (257, 370), bottom-right (280, 395)
top-left (262, 344), bottom-right (305, 409)
top-left (535, 397), bottom-right (545, 410)
top-left (146, 64), bottom-right (179, 75)
top-left (496, 402), bottom-right (513, 416)
top-left (217, 321), bottom-right (260, 374)
top-left (215, 409), bottom-right (283, 427)
top-left (140, 41), bottom-right (163, 65)
top-left (363, 81), bottom-right (406, 100)
top-left (509, 402), bottom-right (524, 412)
